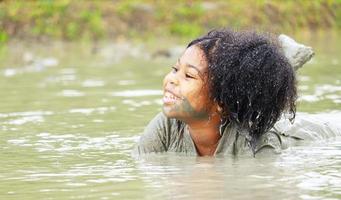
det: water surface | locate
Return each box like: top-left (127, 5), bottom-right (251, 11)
top-left (0, 34), bottom-right (340, 199)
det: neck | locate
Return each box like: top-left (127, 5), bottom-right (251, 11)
top-left (186, 114), bottom-right (222, 156)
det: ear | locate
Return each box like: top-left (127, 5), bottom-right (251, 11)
top-left (212, 100), bottom-right (223, 114)
top-left (214, 101), bottom-right (230, 118)
top-left (217, 105), bottom-right (223, 113)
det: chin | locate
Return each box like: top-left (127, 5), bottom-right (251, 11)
top-left (162, 106), bottom-right (174, 117)
top-left (162, 106), bottom-right (180, 119)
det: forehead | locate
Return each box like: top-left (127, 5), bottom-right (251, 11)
top-left (179, 45), bottom-right (208, 71)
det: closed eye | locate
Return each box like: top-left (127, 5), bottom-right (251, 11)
top-left (185, 73), bottom-right (195, 79)
top-left (171, 66), bottom-right (178, 73)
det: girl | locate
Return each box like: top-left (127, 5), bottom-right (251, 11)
top-left (134, 29), bottom-right (319, 157)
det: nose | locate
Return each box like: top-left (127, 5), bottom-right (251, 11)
top-left (164, 71), bottom-right (179, 86)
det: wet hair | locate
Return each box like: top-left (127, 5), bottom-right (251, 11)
top-left (187, 29), bottom-right (297, 153)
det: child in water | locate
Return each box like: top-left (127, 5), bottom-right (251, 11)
top-left (133, 29), bottom-right (335, 157)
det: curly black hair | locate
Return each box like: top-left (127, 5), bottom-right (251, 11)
top-left (187, 29), bottom-right (297, 153)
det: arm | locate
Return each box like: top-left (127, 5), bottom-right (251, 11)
top-left (274, 114), bottom-right (341, 141)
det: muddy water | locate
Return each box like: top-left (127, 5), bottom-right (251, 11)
top-left (0, 34), bottom-right (340, 199)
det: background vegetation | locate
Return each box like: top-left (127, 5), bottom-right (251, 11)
top-left (0, 0), bottom-right (340, 43)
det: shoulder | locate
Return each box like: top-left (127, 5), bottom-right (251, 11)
top-left (133, 112), bottom-right (182, 155)
top-left (145, 112), bottom-right (179, 133)
top-left (254, 124), bottom-right (305, 155)
top-left (255, 130), bottom-right (283, 155)
top-left (142, 112), bottom-right (171, 141)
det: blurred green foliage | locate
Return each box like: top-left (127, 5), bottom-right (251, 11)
top-left (0, 0), bottom-right (340, 42)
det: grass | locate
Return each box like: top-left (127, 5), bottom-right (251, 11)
top-left (0, 0), bottom-right (340, 42)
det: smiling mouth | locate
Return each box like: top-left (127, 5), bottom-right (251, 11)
top-left (163, 91), bottom-right (181, 104)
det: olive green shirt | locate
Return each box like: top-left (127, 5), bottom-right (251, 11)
top-left (133, 112), bottom-right (340, 157)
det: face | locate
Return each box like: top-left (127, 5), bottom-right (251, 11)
top-left (162, 45), bottom-right (216, 122)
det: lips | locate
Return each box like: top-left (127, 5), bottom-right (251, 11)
top-left (163, 89), bottom-right (181, 104)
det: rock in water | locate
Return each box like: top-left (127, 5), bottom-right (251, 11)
top-left (278, 34), bottom-right (314, 70)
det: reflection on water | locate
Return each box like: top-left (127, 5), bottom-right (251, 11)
top-left (3, 57), bottom-right (58, 77)
top-left (299, 84), bottom-right (341, 104)
top-left (0, 35), bottom-right (340, 199)
top-left (135, 140), bottom-right (341, 200)
top-left (111, 90), bottom-right (163, 97)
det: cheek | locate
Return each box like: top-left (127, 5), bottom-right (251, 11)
top-left (180, 87), bottom-right (211, 120)
top-left (183, 84), bottom-right (208, 107)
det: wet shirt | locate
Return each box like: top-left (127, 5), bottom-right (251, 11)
top-left (132, 113), bottom-right (283, 157)
top-left (133, 112), bottom-right (341, 157)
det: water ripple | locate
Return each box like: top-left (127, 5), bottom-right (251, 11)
top-left (111, 89), bottom-right (162, 97)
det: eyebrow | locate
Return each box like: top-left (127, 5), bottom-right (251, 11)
top-left (177, 58), bottom-right (201, 74)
